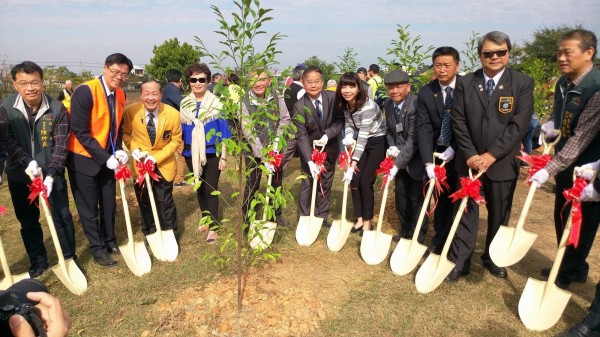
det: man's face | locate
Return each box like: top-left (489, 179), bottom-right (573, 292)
top-left (386, 83), bottom-right (411, 104)
top-left (66, 82), bottom-right (72, 90)
top-left (557, 39), bottom-right (594, 79)
top-left (302, 71), bottom-right (323, 99)
top-left (13, 71), bottom-right (43, 108)
top-left (433, 55), bottom-right (460, 86)
top-left (213, 74), bottom-right (222, 84)
top-left (252, 72), bottom-right (271, 98)
top-left (140, 82), bottom-right (162, 112)
top-left (368, 70), bottom-right (374, 78)
top-left (357, 72), bottom-right (367, 81)
top-left (103, 63), bottom-right (129, 91)
top-left (479, 40), bottom-right (510, 77)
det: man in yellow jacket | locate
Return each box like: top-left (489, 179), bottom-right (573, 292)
top-left (123, 79), bottom-right (182, 237)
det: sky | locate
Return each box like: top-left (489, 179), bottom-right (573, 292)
top-left (1, 0), bottom-right (599, 76)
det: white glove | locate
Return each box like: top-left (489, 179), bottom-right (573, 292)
top-left (314, 134), bottom-right (329, 147)
top-left (145, 155), bottom-right (156, 165)
top-left (387, 165), bottom-right (399, 179)
top-left (342, 135), bottom-right (354, 146)
top-left (106, 156), bottom-right (119, 170)
top-left (131, 148), bottom-right (149, 162)
top-left (426, 164), bottom-right (436, 180)
top-left (43, 176), bottom-right (54, 197)
top-left (25, 160), bottom-right (42, 177)
top-left (576, 161), bottom-right (600, 182)
top-left (386, 146), bottom-right (400, 158)
top-left (439, 147), bottom-right (455, 162)
top-left (541, 121), bottom-right (559, 140)
top-left (115, 150), bottom-right (129, 164)
top-left (271, 138), bottom-right (280, 154)
top-left (529, 168), bottom-right (549, 188)
top-left (264, 162), bottom-right (275, 174)
top-left (580, 184), bottom-right (600, 202)
top-left (307, 161), bottom-right (320, 178)
top-left (342, 167), bottom-right (355, 182)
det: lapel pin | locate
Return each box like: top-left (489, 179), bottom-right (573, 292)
top-left (478, 84), bottom-right (484, 91)
top-left (434, 93), bottom-right (438, 98)
top-left (498, 85), bottom-right (504, 90)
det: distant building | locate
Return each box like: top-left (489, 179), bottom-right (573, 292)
top-left (131, 65), bottom-right (144, 76)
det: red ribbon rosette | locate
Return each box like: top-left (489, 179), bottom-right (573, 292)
top-left (135, 160), bottom-right (159, 186)
top-left (425, 165), bottom-right (451, 216)
top-left (311, 149), bottom-right (328, 196)
top-left (449, 176), bottom-right (486, 210)
top-left (516, 151), bottom-right (553, 183)
top-left (114, 164), bottom-right (132, 181)
top-left (28, 176), bottom-right (49, 207)
top-left (561, 177), bottom-right (588, 248)
top-left (338, 149), bottom-right (353, 171)
top-left (375, 157), bottom-right (395, 189)
top-left (268, 150), bottom-right (283, 170)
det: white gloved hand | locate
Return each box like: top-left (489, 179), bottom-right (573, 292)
top-left (115, 150), bottom-right (129, 164)
top-left (342, 167), bottom-right (355, 182)
top-left (426, 164), bottom-right (436, 180)
top-left (439, 147), bottom-right (455, 162)
top-left (314, 134), bottom-right (329, 147)
top-left (25, 160), bottom-right (42, 177)
top-left (145, 155), bottom-right (156, 165)
top-left (580, 184), bottom-right (600, 202)
top-left (386, 146), bottom-right (400, 158)
top-left (342, 135), bottom-right (354, 146)
top-left (387, 165), bottom-right (399, 179)
top-left (264, 162), bottom-right (275, 174)
top-left (576, 160), bottom-right (600, 182)
top-left (43, 176), bottom-right (54, 197)
top-left (131, 148), bottom-right (148, 162)
top-left (529, 168), bottom-right (550, 188)
top-left (541, 121), bottom-right (559, 140)
top-left (106, 156), bottom-right (119, 170)
top-left (307, 161), bottom-right (320, 178)
top-left (271, 138), bottom-right (280, 154)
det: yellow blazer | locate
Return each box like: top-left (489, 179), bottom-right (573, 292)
top-left (123, 102), bottom-right (183, 182)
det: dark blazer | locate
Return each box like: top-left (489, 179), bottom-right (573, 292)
top-left (452, 67), bottom-right (534, 181)
top-left (416, 77), bottom-right (459, 164)
top-left (284, 82), bottom-right (304, 115)
top-left (385, 92), bottom-right (423, 180)
top-left (293, 90), bottom-right (343, 168)
top-left (161, 82), bottom-right (182, 110)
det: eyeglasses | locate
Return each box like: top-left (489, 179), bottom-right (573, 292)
top-left (15, 80), bottom-right (42, 88)
top-left (189, 77), bottom-right (208, 84)
top-left (107, 67), bottom-right (130, 79)
top-left (482, 49), bottom-right (508, 58)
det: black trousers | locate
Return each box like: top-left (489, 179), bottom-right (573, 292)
top-left (553, 171), bottom-right (600, 283)
top-left (242, 156), bottom-right (283, 223)
top-left (298, 160), bottom-right (335, 220)
top-left (185, 154), bottom-right (221, 229)
top-left (133, 170), bottom-right (178, 236)
top-left (583, 282), bottom-right (600, 329)
top-left (8, 175), bottom-right (77, 265)
top-left (394, 169), bottom-right (426, 241)
top-left (68, 165), bottom-right (117, 257)
top-left (449, 175), bottom-right (517, 271)
top-left (350, 137), bottom-right (385, 220)
top-left (428, 146), bottom-right (458, 252)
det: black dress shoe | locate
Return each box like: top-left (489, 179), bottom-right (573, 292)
top-left (392, 234), bottom-right (401, 242)
top-left (445, 268), bottom-right (469, 283)
top-left (29, 262), bottom-right (50, 278)
top-left (350, 225), bottom-right (363, 233)
top-left (556, 322), bottom-right (600, 337)
top-left (276, 217), bottom-right (289, 227)
top-left (541, 267), bottom-right (587, 283)
top-left (93, 254), bottom-right (117, 267)
top-left (322, 221), bottom-right (332, 228)
top-left (483, 261), bottom-right (507, 278)
top-left (108, 246), bottom-right (120, 254)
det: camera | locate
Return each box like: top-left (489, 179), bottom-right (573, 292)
top-left (0, 279), bottom-right (48, 337)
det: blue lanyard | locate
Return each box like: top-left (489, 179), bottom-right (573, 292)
top-left (195, 101), bottom-right (202, 119)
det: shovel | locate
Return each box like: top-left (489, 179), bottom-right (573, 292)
top-left (489, 131), bottom-right (561, 267)
top-left (28, 175), bottom-right (87, 295)
top-left (0, 235), bottom-right (30, 290)
top-left (360, 178), bottom-right (393, 265)
top-left (327, 142), bottom-right (355, 252)
top-left (296, 141), bottom-right (326, 246)
top-left (143, 173), bottom-right (179, 262)
top-left (248, 174), bottom-right (277, 249)
top-left (518, 168), bottom-right (592, 331)
top-left (391, 153), bottom-right (445, 275)
top-left (117, 179), bottom-right (151, 276)
top-left (415, 169), bottom-right (484, 294)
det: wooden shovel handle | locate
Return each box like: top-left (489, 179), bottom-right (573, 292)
top-left (144, 173), bottom-right (163, 232)
top-left (118, 179), bottom-right (135, 244)
top-left (541, 129), bottom-right (561, 155)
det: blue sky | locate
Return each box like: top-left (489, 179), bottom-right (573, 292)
top-left (1, 0), bottom-right (599, 75)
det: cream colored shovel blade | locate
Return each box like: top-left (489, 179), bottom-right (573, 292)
top-left (518, 277), bottom-right (571, 331)
top-left (146, 229), bottom-right (179, 262)
top-left (360, 230), bottom-right (393, 265)
top-left (326, 218), bottom-right (354, 252)
top-left (490, 227), bottom-right (538, 267)
top-left (52, 259), bottom-right (87, 295)
top-left (295, 215), bottom-right (323, 246)
top-left (390, 238), bottom-right (428, 276)
top-left (120, 241), bottom-right (152, 277)
top-left (415, 254), bottom-right (455, 294)
top-left (249, 220), bottom-right (277, 249)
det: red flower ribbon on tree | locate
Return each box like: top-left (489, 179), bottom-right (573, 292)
top-left (115, 164), bottom-right (132, 181)
top-left (562, 177), bottom-right (588, 248)
top-left (27, 176), bottom-right (49, 207)
top-left (425, 165), bottom-right (451, 217)
top-left (311, 149), bottom-right (328, 196)
top-left (136, 160), bottom-right (159, 186)
top-left (449, 176), bottom-right (486, 209)
top-left (516, 151), bottom-right (553, 183)
top-left (375, 157), bottom-right (395, 190)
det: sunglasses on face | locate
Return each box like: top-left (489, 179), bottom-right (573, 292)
top-left (482, 49), bottom-right (508, 58)
top-left (189, 77), bottom-right (208, 84)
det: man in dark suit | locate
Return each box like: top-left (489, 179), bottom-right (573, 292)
top-left (284, 64), bottom-right (306, 114)
top-left (384, 70), bottom-right (424, 242)
top-left (416, 46), bottom-right (461, 254)
top-left (161, 69), bottom-right (187, 187)
top-left (448, 31), bottom-right (534, 282)
top-left (293, 65), bottom-right (344, 227)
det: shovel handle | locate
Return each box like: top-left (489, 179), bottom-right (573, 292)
top-left (411, 179), bottom-right (437, 242)
top-left (432, 152), bottom-right (447, 168)
top-left (118, 179), bottom-right (136, 244)
top-left (312, 139), bottom-right (326, 151)
top-left (374, 179), bottom-right (391, 236)
top-left (0, 235), bottom-right (14, 280)
top-left (260, 174), bottom-right (273, 222)
top-left (308, 172), bottom-right (319, 217)
top-left (541, 130), bottom-right (561, 155)
top-left (144, 173), bottom-right (163, 232)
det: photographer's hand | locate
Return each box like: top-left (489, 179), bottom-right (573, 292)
top-left (9, 292), bottom-right (71, 337)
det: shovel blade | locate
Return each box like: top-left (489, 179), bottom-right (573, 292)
top-left (518, 278), bottom-right (571, 331)
top-left (490, 227), bottom-right (538, 267)
top-left (360, 230), bottom-right (393, 265)
top-left (0, 273), bottom-right (31, 291)
top-left (296, 215), bottom-right (323, 246)
top-left (326, 218), bottom-right (354, 252)
top-left (390, 239), bottom-right (428, 276)
top-left (120, 241), bottom-right (152, 277)
top-left (52, 259), bottom-right (87, 295)
top-left (146, 230), bottom-right (179, 262)
top-left (249, 220), bottom-right (277, 249)
top-left (415, 254), bottom-right (455, 294)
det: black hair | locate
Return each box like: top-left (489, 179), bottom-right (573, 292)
top-left (105, 53), bottom-right (133, 72)
top-left (11, 61), bottom-right (43, 81)
top-left (335, 72), bottom-right (367, 112)
top-left (432, 46), bottom-right (460, 63)
top-left (185, 63), bottom-right (211, 81)
top-left (165, 69), bottom-right (182, 83)
top-left (369, 64), bottom-right (380, 74)
top-left (562, 29), bottom-right (598, 59)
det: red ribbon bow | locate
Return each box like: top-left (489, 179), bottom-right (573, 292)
top-left (516, 151), bottom-right (553, 183)
top-left (338, 150), bottom-right (352, 170)
top-left (375, 157), bottom-right (395, 189)
top-left (449, 176), bottom-right (486, 208)
top-left (27, 176), bottom-right (49, 207)
top-left (311, 149), bottom-right (328, 196)
top-left (562, 177), bottom-right (588, 248)
top-left (115, 164), bottom-right (132, 181)
top-left (425, 165), bottom-right (451, 216)
top-left (268, 150), bottom-right (283, 170)
top-left (136, 160), bottom-right (159, 186)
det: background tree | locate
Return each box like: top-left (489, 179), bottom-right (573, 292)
top-left (520, 24), bottom-right (582, 62)
top-left (460, 31), bottom-right (480, 73)
top-left (334, 47), bottom-right (359, 74)
top-left (145, 38), bottom-right (200, 83)
top-left (303, 55), bottom-right (336, 82)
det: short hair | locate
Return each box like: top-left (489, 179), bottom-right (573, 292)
top-left (561, 29), bottom-right (598, 59)
top-left (302, 65), bottom-right (323, 80)
top-left (292, 64), bottom-right (306, 80)
top-left (105, 53), bottom-right (133, 72)
top-left (335, 72), bottom-right (367, 112)
top-left (11, 61), bottom-right (44, 81)
top-left (65, 80), bottom-right (72, 85)
top-left (369, 64), bottom-right (380, 74)
top-left (432, 46), bottom-right (461, 64)
top-left (165, 69), bottom-right (182, 83)
top-left (185, 63), bottom-right (211, 81)
top-left (478, 31), bottom-right (512, 55)
top-left (211, 73), bottom-right (221, 81)
top-left (228, 73), bottom-right (239, 85)
top-left (140, 79), bottom-right (161, 92)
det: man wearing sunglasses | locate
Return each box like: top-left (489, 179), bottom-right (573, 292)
top-left (67, 53), bottom-right (133, 267)
top-left (448, 31), bottom-right (534, 282)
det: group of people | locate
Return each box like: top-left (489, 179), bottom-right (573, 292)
top-left (0, 28), bottom-right (599, 336)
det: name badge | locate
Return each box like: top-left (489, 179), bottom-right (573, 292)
top-left (396, 123), bottom-right (403, 133)
top-left (162, 130), bottom-right (171, 140)
top-left (498, 97), bottom-right (514, 114)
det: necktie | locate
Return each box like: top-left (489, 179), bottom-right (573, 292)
top-left (147, 113), bottom-right (156, 145)
top-left (439, 87), bottom-right (453, 145)
top-left (315, 100), bottom-right (323, 127)
top-left (394, 105), bottom-right (401, 124)
top-left (486, 79), bottom-right (495, 101)
top-left (107, 94), bottom-right (116, 151)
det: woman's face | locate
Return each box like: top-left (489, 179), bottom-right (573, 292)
top-left (189, 72), bottom-right (209, 96)
top-left (341, 84), bottom-right (359, 105)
